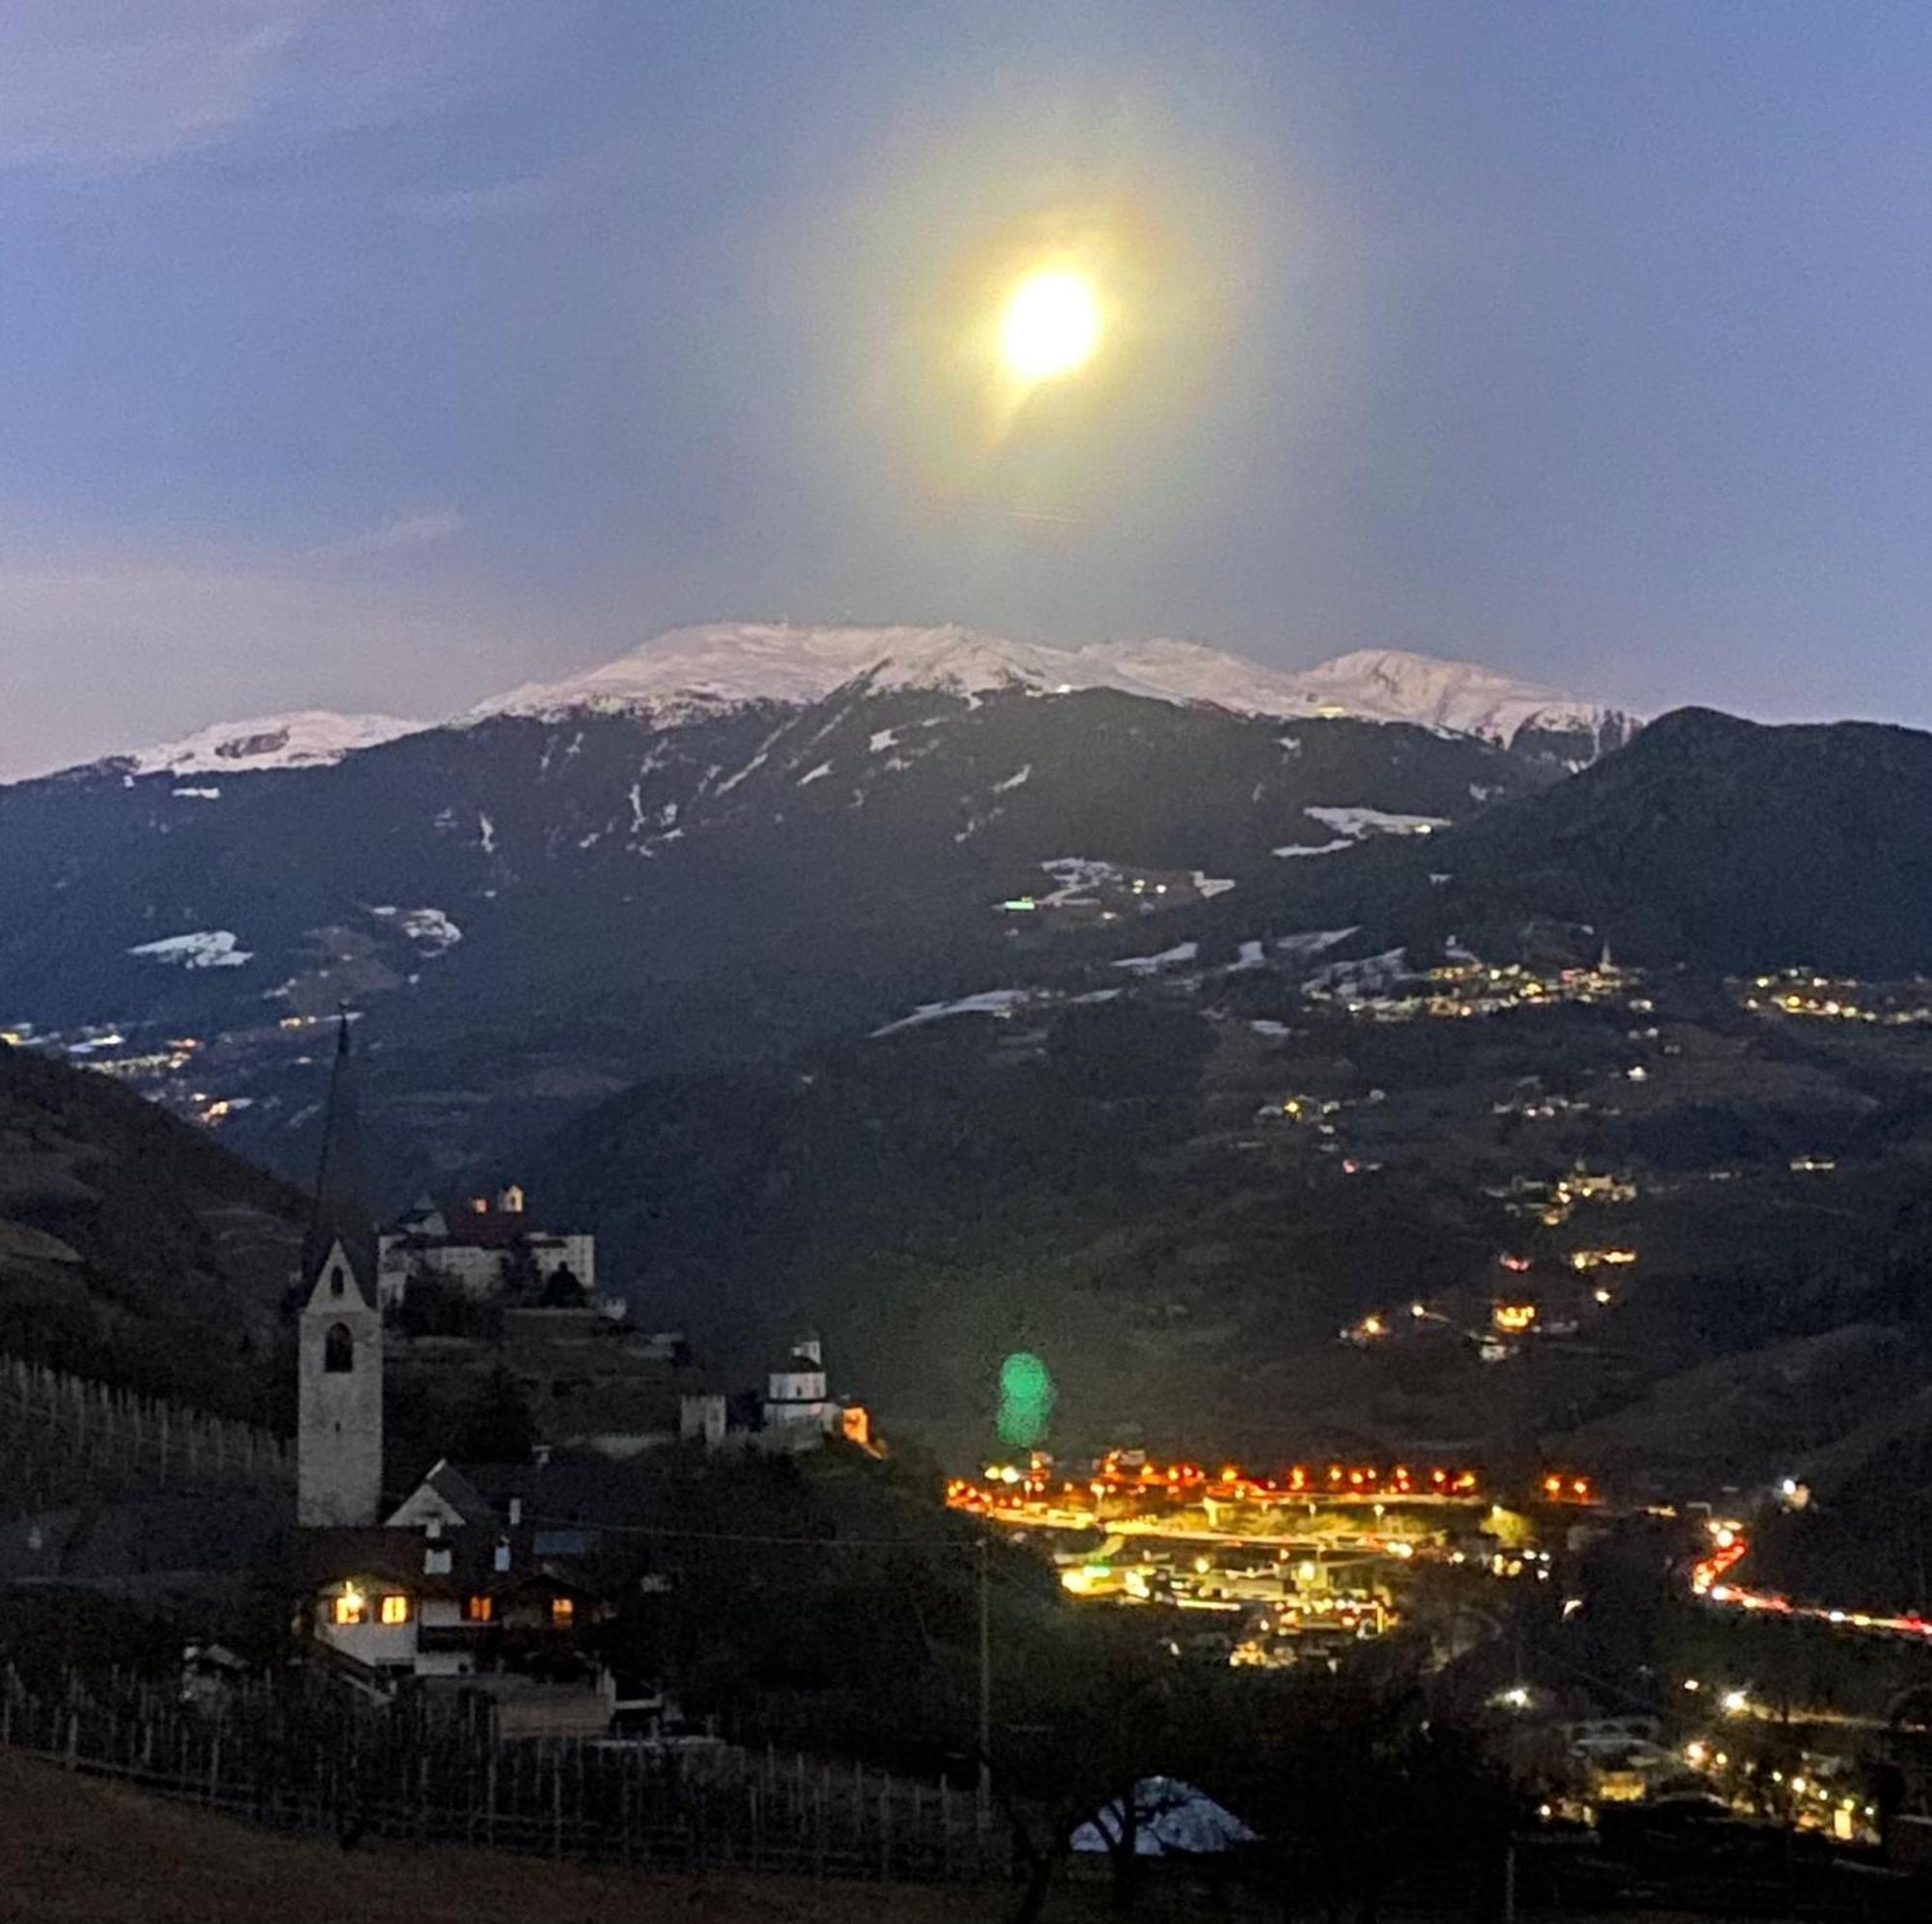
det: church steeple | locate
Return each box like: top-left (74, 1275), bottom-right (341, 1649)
top-left (301, 1008), bottom-right (376, 1296)
top-left (296, 1008), bottom-right (384, 1527)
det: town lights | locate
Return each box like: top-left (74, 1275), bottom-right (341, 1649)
top-left (1720, 1688), bottom-right (1750, 1716)
top-left (1492, 1685), bottom-right (1532, 1711)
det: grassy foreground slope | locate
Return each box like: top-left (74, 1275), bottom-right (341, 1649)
top-left (0, 1756), bottom-right (997, 1924)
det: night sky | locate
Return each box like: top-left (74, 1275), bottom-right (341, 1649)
top-left (5, 2), bottom-right (1931, 778)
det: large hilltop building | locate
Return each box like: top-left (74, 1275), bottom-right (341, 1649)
top-left (378, 1185), bottom-right (597, 1308)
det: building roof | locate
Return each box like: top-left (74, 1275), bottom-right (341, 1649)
top-left (295, 1525), bottom-right (595, 1601)
top-left (386, 1212), bottom-right (585, 1254)
top-left (400, 1458), bottom-right (498, 1529)
top-left (768, 1350), bottom-right (827, 1379)
top-left (459, 1458), bottom-right (670, 1529)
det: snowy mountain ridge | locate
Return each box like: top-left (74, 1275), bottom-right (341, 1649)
top-left (1288, 649), bottom-right (1634, 752)
top-left (75, 627), bottom-right (1636, 779)
top-left (110, 710), bottom-right (424, 778)
top-left (467, 622), bottom-right (1637, 751)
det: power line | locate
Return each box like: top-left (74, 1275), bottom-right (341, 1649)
top-left (508, 1508), bottom-right (990, 1553)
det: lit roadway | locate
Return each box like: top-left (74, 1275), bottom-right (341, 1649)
top-left (1691, 1521), bottom-right (1932, 1648)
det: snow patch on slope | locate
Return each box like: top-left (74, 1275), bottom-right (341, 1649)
top-left (1274, 805), bottom-right (1449, 857)
top-left (128, 930), bottom-right (253, 969)
top-left (870, 988), bottom-right (1034, 1036)
top-left (1304, 806), bottom-right (1449, 839)
top-left (372, 906), bottom-right (463, 956)
top-left (1112, 941), bottom-right (1199, 976)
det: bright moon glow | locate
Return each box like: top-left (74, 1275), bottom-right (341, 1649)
top-left (1000, 269), bottom-right (1100, 381)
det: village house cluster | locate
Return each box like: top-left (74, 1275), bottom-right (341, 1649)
top-left (290, 1018), bottom-right (872, 1718)
top-left (948, 1451), bottom-right (1602, 1670)
top-left (1739, 968), bottom-right (1932, 1026)
top-left (1303, 944), bottom-right (1646, 1025)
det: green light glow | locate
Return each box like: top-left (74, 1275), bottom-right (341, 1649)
top-left (996, 1349), bottom-right (1055, 1447)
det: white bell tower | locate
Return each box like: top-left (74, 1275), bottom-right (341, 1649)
top-left (298, 1239), bottom-right (384, 1526)
top-left (295, 1013), bottom-right (384, 1526)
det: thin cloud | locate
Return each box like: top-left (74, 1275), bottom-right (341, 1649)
top-left (390, 174), bottom-right (555, 225)
top-left (0, 2), bottom-right (562, 178)
top-left (0, 1), bottom-right (298, 175)
top-left (387, 133), bottom-right (646, 226)
top-left (316, 506), bottom-right (464, 557)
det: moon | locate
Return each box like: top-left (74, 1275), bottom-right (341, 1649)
top-left (1000, 269), bottom-right (1100, 382)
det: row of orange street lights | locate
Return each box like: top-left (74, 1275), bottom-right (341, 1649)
top-left (949, 1456), bottom-right (1602, 1514)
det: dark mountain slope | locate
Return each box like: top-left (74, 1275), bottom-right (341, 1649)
top-left (0, 686), bottom-right (1539, 1193)
top-left (1445, 708), bottom-right (1932, 973)
top-left (0, 1045), bottom-right (300, 1412)
top-left (1193, 707), bottom-right (1932, 979)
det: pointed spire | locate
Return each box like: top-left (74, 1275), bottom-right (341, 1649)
top-left (301, 1006), bottom-right (376, 1292)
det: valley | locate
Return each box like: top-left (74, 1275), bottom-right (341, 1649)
top-left (6, 625), bottom-right (1932, 1615)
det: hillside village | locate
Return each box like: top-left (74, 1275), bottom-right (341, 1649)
top-left (298, 1017), bottom-right (880, 1689)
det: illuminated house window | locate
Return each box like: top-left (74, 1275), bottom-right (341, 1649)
top-left (464, 1595), bottom-right (494, 1624)
top-left (550, 1597), bottom-right (576, 1628)
top-left (332, 1587), bottom-right (366, 1627)
top-left (379, 1594), bottom-right (410, 1627)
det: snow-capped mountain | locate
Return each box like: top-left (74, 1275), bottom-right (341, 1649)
top-left (468, 623), bottom-right (1635, 764)
top-left (108, 710), bottom-right (425, 778)
top-left (44, 627), bottom-right (1633, 786)
top-left (1285, 650), bottom-right (1638, 762)
top-left (467, 622), bottom-right (1354, 725)
top-left (3, 646), bottom-right (1552, 1188)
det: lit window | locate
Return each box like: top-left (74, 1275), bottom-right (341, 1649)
top-left (332, 1587), bottom-right (366, 1626)
top-left (464, 1595), bottom-right (494, 1624)
top-left (550, 1597), bottom-right (576, 1627)
top-left (379, 1594), bottom-right (409, 1627)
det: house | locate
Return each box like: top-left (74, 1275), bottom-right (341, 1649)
top-left (677, 1336), bottom-right (872, 1454)
top-left (377, 1186), bottom-right (598, 1308)
top-left (301, 1454), bottom-right (673, 1691)
top-left (765, 1335), bottom-right (837, 1439)
top-left (304, 1525), bottom-right (599, 1681)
